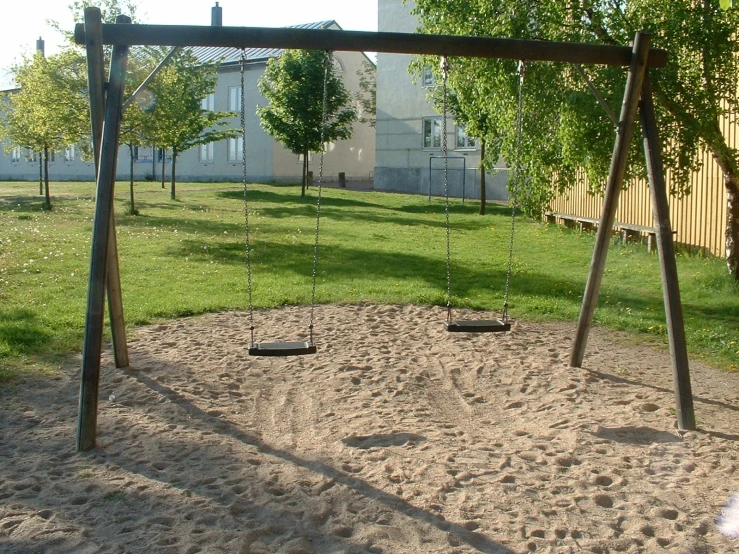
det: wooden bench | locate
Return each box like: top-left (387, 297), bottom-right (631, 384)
top-left (545, 212), bottom-right (675, 253)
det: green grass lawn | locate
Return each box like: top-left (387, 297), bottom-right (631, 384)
top-left (1, 179), bottom-right (737, 381)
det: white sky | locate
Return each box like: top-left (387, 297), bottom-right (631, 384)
top-left (2, 0), bottom-right (378, 88)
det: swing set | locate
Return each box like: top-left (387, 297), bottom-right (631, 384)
top-left (75, 8), bottom-right (695, 451)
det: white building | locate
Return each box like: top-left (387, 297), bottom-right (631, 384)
top-left (0, 9), bottom-right (375, 185)
top-left (374, 0), bottom-right (509, 201)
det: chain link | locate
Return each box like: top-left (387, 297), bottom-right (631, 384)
top-left (440, 57), bottom-right (453, 324)
top-left (309, 51), bottom-right (331, 344)
top-left (240, 49), bottom-right (255, 345)
top-left (503, 60), bottom-right (526, 323)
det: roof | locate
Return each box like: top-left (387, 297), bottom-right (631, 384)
top-left (190, 20), bottom-right (339, 67)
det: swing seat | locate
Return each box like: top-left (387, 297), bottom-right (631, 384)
top-left (445, 319), bottom-right (511, 333)
top-left (248, 341), bottom-right (317, 357)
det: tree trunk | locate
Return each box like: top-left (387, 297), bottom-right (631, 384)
top-left (479, 140), bottom-right (486, 216)
top-left (703, 125), bottom-right (739, 280)
top-left (128, 143), bottom-right (136, 215)
top-left (170, 150), bottom-right (177, 200)
top-left (161, 148), bottom-right (166, 189)
top-left (43, 146), bottom-right (51, 210)
top-left (725, 174), bottom-right (739, 280)
top-left (301, 151), bottom-right (308, 197)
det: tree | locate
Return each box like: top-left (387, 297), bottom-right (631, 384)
top-left (258, 50), bottom-right (357, 196)
top-left (355, 59), bottom-right (377, 128)
top-left (423, 58), bottom-right (504, 215)
top-left (49, 0), bottom-right (141, 41)
top-left (144, 48), bottom-right (239, 199)
top-left (0, 50), bottom-right (89, 210)
top-left (120, 57), bottom-right (157, 215)
top-left (413, 0), bottom-right (739, 280)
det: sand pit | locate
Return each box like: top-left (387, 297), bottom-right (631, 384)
top-left (1, 304), bottom-right (737, 553)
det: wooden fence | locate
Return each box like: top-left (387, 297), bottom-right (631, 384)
top-left (548, 113), bottom-right (733, 258)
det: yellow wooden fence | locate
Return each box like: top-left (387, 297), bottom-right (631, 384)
top-left (548, 113), bottom-right (733, 258)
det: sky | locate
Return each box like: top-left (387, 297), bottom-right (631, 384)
top-left (2, 0), bottom-right (379, 88)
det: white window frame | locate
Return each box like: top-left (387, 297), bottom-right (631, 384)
top-left (64, 144), bottom-right (75, 162)
top-left (455, 126), bottom-right (477, 150)
top-left (227, 137), bottom-right (243, 162)
top-left (199, 142), bottom-right (214, 162)
top-left (332, 56), bottom-right (345, 73)
top-left (10, 145), bottom-right (22, 162)
top-left (421, 67), bottom-right (435, 88)
top-left (134, 145), bottom-right (154, 163)
top-left (422, 117), bottom-right (442, 149)
top-left (201, 93), bottom-right (215, 112)
top-left (228, 86), bottom-right (242, 112)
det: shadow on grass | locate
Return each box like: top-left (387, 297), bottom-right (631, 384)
top-left (217, 189), bottom-right (494, 231)
top-left (167, 236), bottom-right (674, 317)
top-left (0, 309), bottom-right (52, 356)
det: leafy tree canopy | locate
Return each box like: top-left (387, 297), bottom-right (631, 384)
top-left (413, 0), bottom-right (739, 278)
top-left (144, 48), bottom-right (239, 197)
top-left (258, 49), bottom-right (356, 194)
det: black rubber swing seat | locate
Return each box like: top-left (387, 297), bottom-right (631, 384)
top-left (445, 319), bottom-right (511, 333)
top-left (248, 341), bottom-right (317, 357)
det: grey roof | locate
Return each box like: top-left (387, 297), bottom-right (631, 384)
top-left (190, 20), bottom-right (339, 67)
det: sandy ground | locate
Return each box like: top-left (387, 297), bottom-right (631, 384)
top-left (1, 304), bottom-right (737, 553)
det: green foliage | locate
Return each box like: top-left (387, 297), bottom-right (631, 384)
top-left (0, 50), bottom-right (89, 209)
top-left (258, 50), bottom-right (357, 193)
top-left (1, 51), bottom-right (88, 155)
top-left (143, 48), bottom-right (240, 197)
top-left (355, 60), bottom-right (377, 128)
top-left (412, 0), bottom-right (739, 278)
top-left (48, 0), bottom-right (142, 41)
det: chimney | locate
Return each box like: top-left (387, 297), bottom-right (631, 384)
top-left (211, 2), bottom-right (222, 26)
top-left (36, 37), bottom-right (45, 56)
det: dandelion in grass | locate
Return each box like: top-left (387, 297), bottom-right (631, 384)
top-left (718, 493), bottom-right (739, 538)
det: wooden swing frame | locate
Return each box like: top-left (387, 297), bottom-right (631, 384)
top-left (75, 7), bottom-right (694, 451)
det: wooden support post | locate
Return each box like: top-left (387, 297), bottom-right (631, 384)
top-left (570, 32), bottom-right (651, 368)
top-left (77, 16), bottom-right (131, 452)
top-left (84, 8), bottom-right (129, 369)
top-left (640, 72), bottom-right (696, 430)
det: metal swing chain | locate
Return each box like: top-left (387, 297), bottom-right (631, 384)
top-left (240, 49), bottom-right (255, 346)
top-left (441, 57), bottom-right (453, 324)
top-left (503, 60), bottom-right (525, 323)
top-left (308, 50), bottom-right (331, 344)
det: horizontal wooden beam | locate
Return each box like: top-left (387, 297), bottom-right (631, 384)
top-left (74, 23), bottom-right (668, 68)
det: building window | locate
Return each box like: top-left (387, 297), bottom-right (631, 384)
top-left (199, 142), bottom-right (214, 162)
top-left (455, 126), bottom-right (476, 149)
top-left (10, 146), bottom-right (22, 162)
top-left (228, 86), bottom-right (242, 112)
top-left (422, 67), bottom-right (435, 87)
top-left (134, 146), bottom-right (153, 162)
top-left (201, 93), bottom-right (215, 112)
top-left (64, 144), bottom-right (75, 162)
top-left (228, 137), bottom-right (243, 162)
top-left (423, 117), bottom-right (442, 149)
top-left (297, 152), bottom-right (313, 164)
